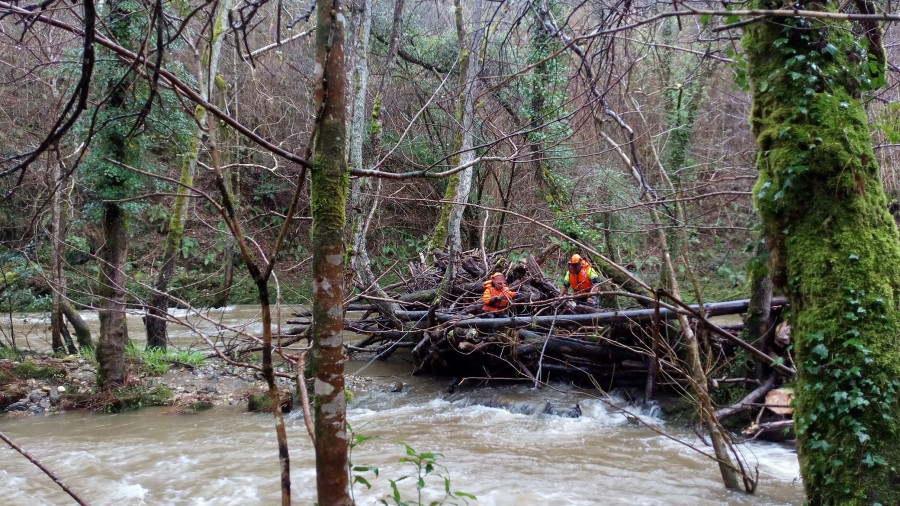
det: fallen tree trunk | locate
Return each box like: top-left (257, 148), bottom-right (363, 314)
top-left (742, 419), bottom-right (794, 441)
top-left (393, 297), bottom-right (787, 329)
top-left (715, 373), bottom-right (778, 421)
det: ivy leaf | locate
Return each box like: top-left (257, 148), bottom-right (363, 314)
top-left (811, 343), bottom-right (829, 359)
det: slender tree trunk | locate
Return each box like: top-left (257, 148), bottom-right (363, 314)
top-left (347, 0), bottom-right (396, 314)
top-left (431, 0), bottom-right (482, 252)
top-left (745, 3), bottom-right (900, 503)
top-left (446, 0), bottom-right (482, 254)
top-left (214, 39), bottom-right (240, 308)
top-left (310, 1), bottom-right (351, 504)
top-left (145, 0), bottom-right (231, 348)
top-left (95, 0), bottom-right (137, 386)
top-left (49, 155), bottom-right (72, 354)
top-left (96, 202), bottom-right (129, 386)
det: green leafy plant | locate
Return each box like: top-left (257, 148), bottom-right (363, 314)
top-left (348, 424), bottom-right (380, 502)
top-left (125, 343), bottom-right (206, 375)
top-left (380, 442), bottom-right (475, 506)
top-left (348, 426), bottom-right (475, 506)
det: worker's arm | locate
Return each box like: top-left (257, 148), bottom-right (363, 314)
top-left (483, 289), bottom-right (494, 305)
top-left (589, 267), bottom-right (601, 292)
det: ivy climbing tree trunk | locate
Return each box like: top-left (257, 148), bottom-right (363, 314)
top-left (745, 3), bottom-right (900, 504)
top-left (309, 0), bottom-right (351, 503)
top-left (145, 0), bottom-right (231, 349)
top-left (94, 0), bottom-right (139, 386)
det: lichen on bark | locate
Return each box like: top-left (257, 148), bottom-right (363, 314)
top-left (744, 3), bottom-right (900, 503)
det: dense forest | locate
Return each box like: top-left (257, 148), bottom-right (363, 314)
top-left (1, 0), bottom-right (899, 504)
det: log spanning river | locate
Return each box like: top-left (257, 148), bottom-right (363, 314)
top-left (1, 306), bottom-right (805, 505)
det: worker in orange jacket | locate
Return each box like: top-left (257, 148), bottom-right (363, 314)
top-left (560, 254), bottom-right (601, 306)
top-left (482, 272), bottom-right (519, 316)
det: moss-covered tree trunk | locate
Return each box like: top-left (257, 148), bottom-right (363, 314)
top-left (145, 0), bottom-right (231, 348)
top-left (309, 1), bottom-right (351, 503)
top-left (745, 3), bottom-right (900, 503)
top-left (430, 0), bottom-right (480, 252)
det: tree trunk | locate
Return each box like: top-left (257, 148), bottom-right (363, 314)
top-left (213, 45), bottom-right (239, 309)
top-left (446, 0), bottom-right (482, 254)
top-left (431, 0), bottom-right (482, 252)
top-left (347, 0), bottom-right (396, 316)
top-left (62, 301), bottom-right (92, 349)
top-left (740, 239), bottom-right (773, 350)
top-left (145, 0), bottom-right (231, 348)
top-left (49, 155), bottom-right (72, 354)
top-left (96, 202), bottom-right (129, 386)
top-left (745, 3), bottom-right (900, 503)
top-left (310, 1), bottom-right (351, 504)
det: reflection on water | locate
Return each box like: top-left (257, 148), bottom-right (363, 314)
top-left (1, 362), bottom-right (804, 506)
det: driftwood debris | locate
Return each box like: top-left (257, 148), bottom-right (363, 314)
top-left (329, 247), bottom-right (794, 402)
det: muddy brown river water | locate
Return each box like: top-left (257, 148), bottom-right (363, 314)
top-left (0, 306), bottom-right (805, 505)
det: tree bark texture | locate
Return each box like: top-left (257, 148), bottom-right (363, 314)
top-left (745, 3), bottom-right (900, 503)
top-left (310, 1), bottom-right (351, 504)
top-left (96, 202), bottom-right (129, 386)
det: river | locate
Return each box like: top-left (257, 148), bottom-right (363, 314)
top-left (0, 306), bottom-right (805, 505)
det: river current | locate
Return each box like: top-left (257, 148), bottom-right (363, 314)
top-left (0, 305), bottom-right (805, 505)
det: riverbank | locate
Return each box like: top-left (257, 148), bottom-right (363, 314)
top-left (0, 352), bottom-right (376, 419)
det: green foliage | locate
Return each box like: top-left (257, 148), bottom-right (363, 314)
top-left (125, 343), bottom-right (205, 376)
top-left (0, 347), bottom-right (25, 361)
top-left (180, 237), bottom-right (200, 260)
top-left (78, 346), bottom-right (98, 366)
top-left (73, 0), bottom-right (195, 215)
top-left (147, 204), bottom-right (170, 234)
top-left (127, 343), bottom-right (169, 375)
top-left (348, 424), bottom-right (380, 497)
top-left (380, 442), bottom-right (475, 506)
top-left (348, 426), bottom-right (474, 506)
top-left (376, 233), bottom-right (430, 273)
top-left (0, 250), bottom-right (46, 312)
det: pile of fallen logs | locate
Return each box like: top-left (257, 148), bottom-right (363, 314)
top-left (291, 247), bottom-right (795, 425)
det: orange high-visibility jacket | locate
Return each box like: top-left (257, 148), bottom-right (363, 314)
top-left (564, 261), bottom-right (600, 294)
top-left (482, 281), bottom-right (517, 313)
